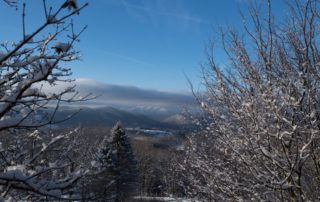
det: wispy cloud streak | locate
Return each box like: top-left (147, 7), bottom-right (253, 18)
top-left (103, 51), bottom-right (154, 67)
top-left (119, 0), bottom-right (205, 24)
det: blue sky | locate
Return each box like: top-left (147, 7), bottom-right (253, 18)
top-left (0, 0), bottom-right (287, 92)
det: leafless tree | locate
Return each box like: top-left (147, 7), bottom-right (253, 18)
top-left (0, 0), bottom-right (102, 200)
top-left (0, 127), bottom-right (98, 200)
top-left (179, 0), bottom-right (320, 201)
top-left (0, 0), bottom-right (90, 131)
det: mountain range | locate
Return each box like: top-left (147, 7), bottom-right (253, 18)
top-left (53, 106), bottom-right (188, 129)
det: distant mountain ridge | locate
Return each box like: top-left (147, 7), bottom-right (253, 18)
top-left (53, 106), bottom-right (182, 129)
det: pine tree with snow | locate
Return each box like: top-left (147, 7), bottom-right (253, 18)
top-left (87, 135), bottom-right (118, 200)
top-left (109, 122), bottom-right (139, 202)
top-left (98, 136), bottom-right (116, 172)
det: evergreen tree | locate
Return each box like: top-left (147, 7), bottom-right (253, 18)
top-left (98, 136), bottom-right (116, 173)
top-left (98, 136), bottom-right (118, 197)
top-left (110, 122), bottom-right (139, 202)
top-left (85, 135), bottom-right (117, 200)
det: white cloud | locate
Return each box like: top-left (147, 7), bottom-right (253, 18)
top-left (39, 78), bottom-right (196, 108)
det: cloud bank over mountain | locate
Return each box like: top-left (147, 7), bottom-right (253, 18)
top-left (41, 79), bottom-right (196, 110)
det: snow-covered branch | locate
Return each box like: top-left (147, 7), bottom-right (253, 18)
top-left (177, 0), bottom-right (320, 201)
top-left (0, 0), bottom-right (91, 131)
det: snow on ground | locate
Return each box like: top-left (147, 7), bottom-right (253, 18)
top-left (140, 129), bottom-right (173, 137)
top-left (132, 196), bottom-right (201, 202)
top-left (127, 128), bottom-right (173, 137)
